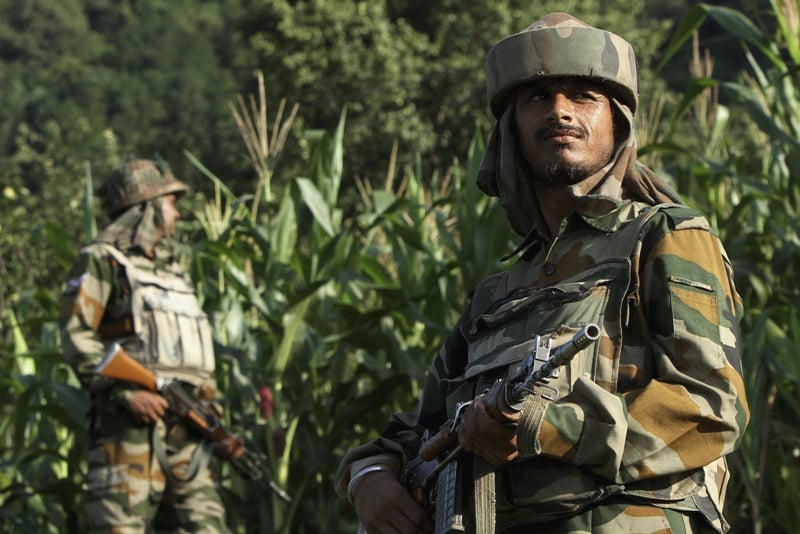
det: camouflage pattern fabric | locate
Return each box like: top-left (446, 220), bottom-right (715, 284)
top-left (100, 159), bottom-right (188, 217)
top-left (62, 244), bottom-right (130, 387)
top-left (61, 236), bottom-right (229, 532)
top-left (335, 12), bottom-right (748, 534)
top-left (470, 202), bottom-right (746, 532)
top-left (337, 202), bottom-right (748, 532)
top-left (499, 495), bottom-right (717, 533)
top-left (61, 239), bottom-right (194, 386)
top-left (477, 13), bottom-right (682, 238)
top-left (485, 12), bottom-right (639, 117)
top-left (85, 406), bottom-right (228, 533)
top-left (95, 199), bottom-right (174, 263)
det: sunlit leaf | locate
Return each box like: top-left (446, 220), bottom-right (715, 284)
top-left (296, 178), bottom-right (336, 237)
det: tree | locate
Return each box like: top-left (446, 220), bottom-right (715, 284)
top-left (240, 0), bottom-right (674, 183)
top-left (0, 0), bottom-right (247, 322)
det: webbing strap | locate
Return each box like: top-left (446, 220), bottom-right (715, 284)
top-left (473, 456), bottom-right (496, 534)
top-left (152, 419), bottom-right (213, 484)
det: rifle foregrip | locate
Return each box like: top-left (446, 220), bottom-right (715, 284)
top-left (419, 426), bottom-right (457, 461)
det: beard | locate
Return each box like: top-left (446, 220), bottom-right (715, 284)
top-left (530, 124), bottom-right (594, 186)
top-left (536, 150), bottom-right (590, 186)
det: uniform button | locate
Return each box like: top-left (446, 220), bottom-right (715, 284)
top-left (544, 264), bottom-right (556, 276)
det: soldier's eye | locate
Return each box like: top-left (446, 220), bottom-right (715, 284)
top-left (524, 89), bottom-right (548, 102)
top-left (573, 90), bottom-right (602, 101)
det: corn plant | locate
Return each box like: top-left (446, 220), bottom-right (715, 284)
top-left (7, 7), bottom-right (800, 527)
top-left (178, 69), bottom-right (517, 531)
top-left (655, 2), bottom-right (800, 531)
top-left (0, 259), bottom-right (89, 532)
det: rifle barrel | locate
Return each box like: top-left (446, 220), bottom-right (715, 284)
top-left (510, 323), bottom-right (600, 403)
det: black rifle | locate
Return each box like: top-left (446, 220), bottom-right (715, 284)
top-left (402, 324), bottom-right (601, 533)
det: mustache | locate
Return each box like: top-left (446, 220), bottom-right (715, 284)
top-left (535, 124), bottom-right (586, 141)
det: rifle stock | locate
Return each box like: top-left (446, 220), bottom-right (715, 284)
top-left (95, 347), bottom-right (158, 392)
top-left (94, 348), bottom-right (292, 504)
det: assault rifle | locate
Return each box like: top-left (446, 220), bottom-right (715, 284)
top-left (94, 349), bottom-right (292, 504)
top-left (401, 323), bottom-right (601, 533)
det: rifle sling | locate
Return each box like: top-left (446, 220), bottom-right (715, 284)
top-left (152, 419), bottom-right (214, 484)
top-left (474, 455), bottom-right (496, 534)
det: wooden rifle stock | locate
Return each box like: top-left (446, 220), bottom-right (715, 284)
top-left (95, 348), bottom-right (158, 392)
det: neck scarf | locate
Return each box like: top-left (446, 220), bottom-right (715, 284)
top-left (95, 199), bottom-right (173, 261)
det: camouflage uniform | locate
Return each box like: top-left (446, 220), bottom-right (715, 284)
top-left (336, 13), bottom-right (749, 534)
top-left (61, 160), bottom-right (230, 533)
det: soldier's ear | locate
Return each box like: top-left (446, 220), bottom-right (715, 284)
top-left (611, 102), bottom-right (630, 146)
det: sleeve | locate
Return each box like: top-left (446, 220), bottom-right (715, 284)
top-left (333, 306), bottom-right (472, 499)
top-left (59, 248), bottom-right (136, 401)
top-left (517, 212), bottom-right (750, 483)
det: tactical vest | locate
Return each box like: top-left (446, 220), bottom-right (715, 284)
top-left (443, 203), bottom-right (730, 532)
top-left (89, 242), bottom-right (216, 385)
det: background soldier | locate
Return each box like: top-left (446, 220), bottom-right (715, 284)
top-left (336, 13), bottom-right (749, 533)
top-left (61, 159), bottom-right (230, 532)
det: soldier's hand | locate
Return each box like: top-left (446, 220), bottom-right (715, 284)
top-left (352, 470), bottom-right (433, 534)
top-left (458, 395), bottom-right (520, 465)
top-left (125, 390), bottom-right (169, 424)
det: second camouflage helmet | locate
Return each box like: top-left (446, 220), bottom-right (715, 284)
top-left (485, 12), bottom-right (639, 118)
top-left (101, 159), bottom-right (189, 217)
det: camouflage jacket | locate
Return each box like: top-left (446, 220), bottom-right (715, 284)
top-left (336, 200), bottom-right (749, 531)
top-left (60, 242), bottom-right (215, 398)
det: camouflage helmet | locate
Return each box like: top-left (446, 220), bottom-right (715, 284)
top-left (485, 12), bottom-right (639, 118)
top-left (101, 158), bottom-right (189, 217)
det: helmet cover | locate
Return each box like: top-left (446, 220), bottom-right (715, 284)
top-left (485, 13), bottom-right (639, 118)
top-left (101, 158), bottom-right (189, 217)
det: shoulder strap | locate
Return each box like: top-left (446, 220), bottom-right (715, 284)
top-left (629, 203), bottom-right (666, 266)
top-left (83, 241), bottom-right (134, 272)
top-left (627, 203), bottom-right (682, 338)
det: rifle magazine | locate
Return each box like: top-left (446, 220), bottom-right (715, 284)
top-left (435, 461), bottom-right (466, 533)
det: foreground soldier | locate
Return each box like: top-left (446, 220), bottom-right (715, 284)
top-left (336, 13), bottom-right (750, 533)
top-left (61, 159), bottom-right (230, 532)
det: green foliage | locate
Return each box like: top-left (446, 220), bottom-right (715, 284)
top-left (652, 2), bottom-right (800, 530)
top-left (0, 0), bottom-right (676, 329)
top-left (181, 80), bottom-right (513, 530)
top-left (2, 1), bottom-right (799, 532)
top-left (242, 0), bottom-right (671, 181)
top-left (0, 0), bottom-right (246, 320)
top-left (0, 308), bottom-right (87, 532)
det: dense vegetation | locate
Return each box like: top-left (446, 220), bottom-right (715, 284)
top-left (2, 1), bottom-right (798, 532)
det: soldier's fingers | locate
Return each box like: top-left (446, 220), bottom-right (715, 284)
top-left (457, 422), bottom-right (475, 452)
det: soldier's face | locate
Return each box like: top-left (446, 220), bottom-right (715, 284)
top-left (158, 194), bottom-right (181, 238)
top-left (514, 77), bottom-right (616, 186)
